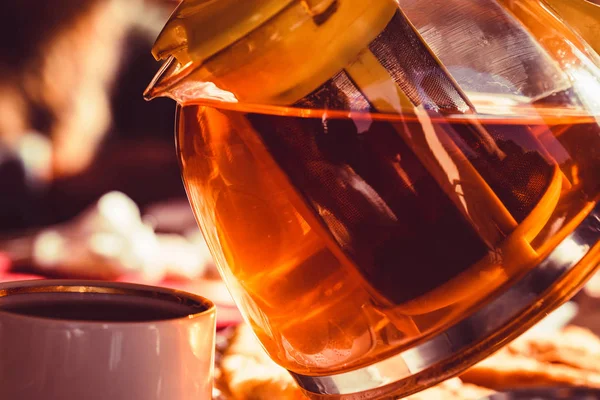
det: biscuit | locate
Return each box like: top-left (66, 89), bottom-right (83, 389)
top-left (461, 327), bottom-right (600, 390)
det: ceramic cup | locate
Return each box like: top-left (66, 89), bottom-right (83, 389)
top-left (0, 280), bottom-right (216, 400)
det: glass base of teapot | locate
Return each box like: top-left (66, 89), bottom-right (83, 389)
top-left (289, 203), bottom-right (600, 399)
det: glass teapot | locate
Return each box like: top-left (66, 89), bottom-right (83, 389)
top-left (145, 0), bottom-right (600, 398)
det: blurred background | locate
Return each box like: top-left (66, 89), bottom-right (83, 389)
top-left (0, 0), bottom-right (181, 229)
top-left (0, 0), bottom-right (239, 323)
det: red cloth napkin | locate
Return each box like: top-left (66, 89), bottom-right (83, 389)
top-left (0, 255), bottom-right (44, 282)
top-left (0, 253), bottom-right (11, 274)
top-left (0, 273), bottom-right (45, 282)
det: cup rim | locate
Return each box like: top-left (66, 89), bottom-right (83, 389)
top-left (0, 279), bottom-right (216, 326)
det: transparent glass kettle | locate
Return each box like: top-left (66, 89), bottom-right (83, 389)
top-left (145, 0), bottom-right (600, 398)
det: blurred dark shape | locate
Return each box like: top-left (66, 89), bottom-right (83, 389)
top-left (111, 28), bottom-right (177, 141)
top-left (0, 157), bottom-right (41, 231)
top-left (0, 0), bottom-right (97, 69)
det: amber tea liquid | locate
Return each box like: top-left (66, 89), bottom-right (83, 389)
top-left (177, 102), bottom-right (600, 375)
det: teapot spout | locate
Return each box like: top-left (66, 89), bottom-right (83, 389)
top-left (143, 56), bottom-right (187, 102)
top-left (143, 56), bottom-right (237, 105)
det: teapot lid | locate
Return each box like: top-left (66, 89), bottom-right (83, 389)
top-left (144, 0), bottom-right (398, 104)
top-left (151, 0), bottom-right (300, 64)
